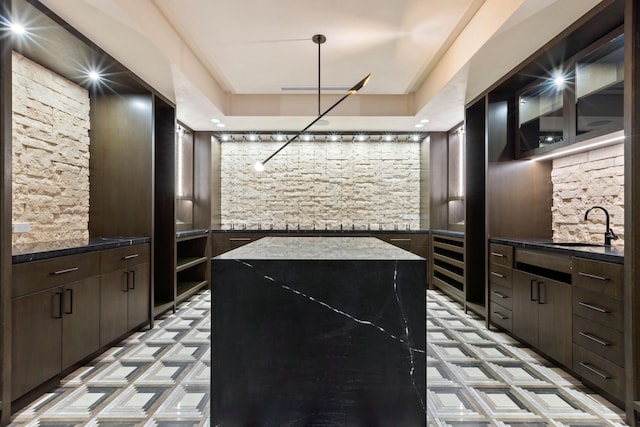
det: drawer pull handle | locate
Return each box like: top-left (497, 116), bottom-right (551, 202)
top-left (579, 332), bottom-right (610, 346)
top-left (229, 238), bottom-right (251, 241)
top-left (579, 362), bottom-right (611, 379)
top-left (492, 311), bottom-right (508, 320)
top-left (390, 238), bottom-right (411, 242)
top-left (578, 271), bottom-right (609, 281)
top-left (52, 267), bottom-right (79, 275)
top-left (491, 291), bottom-right (507, 299)
top-left (578, 302), bottom-right (610, 313)
top-left (490, 252), bottom-right (505, 258)
top-left (122, 254), bottom-right (139, 260)
top-left (491, 271), bottom-right (505, 278)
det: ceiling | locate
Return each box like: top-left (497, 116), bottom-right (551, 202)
top-left (39, 0), bottom-right (603, 133)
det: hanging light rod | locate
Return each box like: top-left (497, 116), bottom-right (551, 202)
top-left (253, 72), bottom-right (371, 172)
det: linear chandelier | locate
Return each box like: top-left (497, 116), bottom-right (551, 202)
top-left (254, 35), bottom-right (371, 172)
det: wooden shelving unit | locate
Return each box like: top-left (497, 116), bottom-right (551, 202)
top-left (176, 230), bottom-right (210, 305)
top-left (430, 231), bottom-right (465, 303)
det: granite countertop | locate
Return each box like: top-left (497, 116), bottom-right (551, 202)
top-left (13, 236), bottom-right (151, 264)
top-left (214, 236), bottom-right (425, 261)
top-left (211, 228), bottom-right (429, 234)
top-left (490, 237), bottom-right (624, 264)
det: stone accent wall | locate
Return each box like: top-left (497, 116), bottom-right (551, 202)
top-left (551, 143), bottom-right (624, 247)
top-left (12, 52), bottom-right (91, 245)
top-left (220, 140), bottom-right (421, 230)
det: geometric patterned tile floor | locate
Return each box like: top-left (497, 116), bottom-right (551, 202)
top-left (427, 290), bottom-right (628, 427)
top-left (7, 288), bottom-right (629, 426)
top-left (9, 291), bottom-right (211, 427)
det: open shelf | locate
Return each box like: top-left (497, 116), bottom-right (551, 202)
top-left (176, 230), bottom-right (210, 304)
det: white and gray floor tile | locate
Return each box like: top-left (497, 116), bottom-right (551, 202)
top-left (8, 289), bottom-right (629, 426)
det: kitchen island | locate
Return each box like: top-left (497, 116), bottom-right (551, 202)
top-left (211, 236), bottom-right (426, 426)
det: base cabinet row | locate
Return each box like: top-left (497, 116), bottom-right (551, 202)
top-left (489, 242), bottom-right (625, 404)
top-left (11, 244), bottom-right (150, 401)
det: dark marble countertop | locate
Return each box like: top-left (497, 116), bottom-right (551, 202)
top-left (214, 236), bottom-right (425, 261)
top-left (13, 236), bottom-right (151, 264)
top-left (430, 229), bottom-right (464, 238)
top-left (490, 237), bottom-right (623, 264)
top-left (176, 229), bottom-right (210, 239)
top-left (211, 228), bottom-right (429, 234)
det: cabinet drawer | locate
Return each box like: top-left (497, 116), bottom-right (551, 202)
top-left (573, 343), bottom-right (624, 401)
top-left (489, 303), bottom-right (512, 332)
top-left (572, 258), bottom-right (623, 298)
top-left (489, 243), bottom-right (513, 267)
top-left (489, 264), bottom-right (512, 289)
top-left (101, 244), bottom-right (150, 273)
top-left (490, 283), bottom-right (513, 310)
top-left (572, 287), bottom-right (623, 331)
top-left (573, 315), bottom-right (623, 366)
top-left (12, 252), bottom-right (100, 298)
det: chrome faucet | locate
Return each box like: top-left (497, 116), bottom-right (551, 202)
top-left (584, 206), bottom-right (618, 246)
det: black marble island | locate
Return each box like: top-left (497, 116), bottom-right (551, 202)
top-left (212, 236), bottom-right (426, 426)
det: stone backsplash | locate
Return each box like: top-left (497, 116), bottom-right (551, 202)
top-left (551, 143), bottom-right (624, 247)
top-left (220, 140), bottom-right (421, 230)
top-left (12, 52), bottom-right (91, 245)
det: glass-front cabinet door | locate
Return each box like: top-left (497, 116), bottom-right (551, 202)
top-left (575, 31), bottom-right (623, 140)
top-left (516, 27), bottom-right (623, 159)
top-left (518, 82), bottom-right (565, 155)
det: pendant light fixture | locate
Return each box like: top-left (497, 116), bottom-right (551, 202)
top-left (253, 35), bottom-right (371, 172)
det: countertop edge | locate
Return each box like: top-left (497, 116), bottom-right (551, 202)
top-left (12, 237), bottom-right (151, 264)
top-left (210, 229), bottom-right (430, 234)
top-left (490, 237), bottom-right (624, 264)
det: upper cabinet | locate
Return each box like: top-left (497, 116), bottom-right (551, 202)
top-left (516, 27), bottom-right (624, 159)
top-left (575, 31), bottom-right (624, 140)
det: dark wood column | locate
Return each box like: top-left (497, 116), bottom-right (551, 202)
top-left (0, 0), bottom-right (12, 422)
top-left (624, 0), bottom-right (640, 423)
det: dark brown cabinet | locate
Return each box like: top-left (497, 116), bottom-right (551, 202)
top-left (571, 257), bottom-right (625, 402)
top-left (100, 244), bottom-right (150, 347)
top-left (488, 243), bottom-right (514, 331)
top-left (512, 249), bottom-right (572, 368)
top-left (11, 252), bottom-right (101, 399)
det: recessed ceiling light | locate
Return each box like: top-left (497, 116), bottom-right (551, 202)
top-left (211, 118), bottom-right (220, 123)
top-left (10, 22), bottom-right (25, 35)
top-left (420, 119), bottom-right (429, 123)
top-left (216, 123), bottom-right (226, 128)
top-left (88, 71), bottom-right (101, 81)
top-left (415, 123), bottom-right (424, 128)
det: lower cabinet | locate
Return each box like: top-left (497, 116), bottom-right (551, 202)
top-left (12, 244), bottom-right (150, 402)
top-left (11, 253), bottom-right (101, 399)
top-left (100, 244), bottom-right (150, 347)
top-left (512, 267), bottom-right (572, 368)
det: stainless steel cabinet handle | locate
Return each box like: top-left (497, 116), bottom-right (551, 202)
top-left (492, 311), bottom-right (508, 320)
top-left (578, 302), bottom-right (610, 313)
top-left (578, 271), bottom-right (609, 281)
top-left (491, 291), bottom-right (507, 299)
top-left (52, 267), bottom-right (79, 275)
top-left (579, 362), bottom-right (610, 379)
top-left (491, 271), bottom-right (505, 278)
top-left (122, 254), bottom-right (139, 260)
top-left (229, 238), bottom-right (251, 241)
top-left (390, 238), bottom-right (411, 242)
top-left (579, 331), bottom-right (610, 346)
top-left (490, 252), bottom-right (505, 258)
